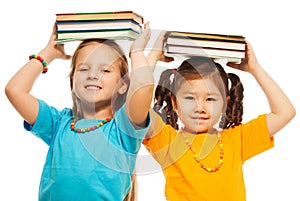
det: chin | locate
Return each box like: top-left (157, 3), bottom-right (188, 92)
top-left (196, 128), bottom-right (212, 134)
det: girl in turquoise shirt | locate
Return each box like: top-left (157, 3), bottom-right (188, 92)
top-left (5, 22), bottom-right (165, 201)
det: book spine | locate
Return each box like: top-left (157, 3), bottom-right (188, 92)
top-left (56, 13), bottom-right (143, 24)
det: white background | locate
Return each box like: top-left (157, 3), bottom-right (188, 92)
top-left (1, 0), bottom-right (299, 200)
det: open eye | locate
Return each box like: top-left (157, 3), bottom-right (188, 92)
top-left (207, 97), bottom-right (217, 102)
top-left (99, 66), bottom-right (111, 73)
top-left (100, 69), bottom-right (110, 73)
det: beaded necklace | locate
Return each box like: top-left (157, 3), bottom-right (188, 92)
top-left (70, 117), bottom-right (112, 133)
top-left (180, 129), bottom-right (224, 173)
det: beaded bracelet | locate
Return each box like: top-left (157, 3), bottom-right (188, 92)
top-left (29, 54), bottom-right (48, 74)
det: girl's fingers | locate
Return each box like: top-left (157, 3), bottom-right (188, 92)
top-left (47, 23), bottom-right (58, 44)
top-left (144, 21), bottom-right (150, 29)
top-left (141, 22), bottom-right (150, 40)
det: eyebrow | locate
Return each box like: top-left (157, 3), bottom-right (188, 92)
top-left (181, 90), bottom-right (221, 96)
top-left (76, 62), bottom-right (117, 69)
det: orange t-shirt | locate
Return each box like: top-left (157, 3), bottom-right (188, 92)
top-left (143, 112), bottom-right (274, 201)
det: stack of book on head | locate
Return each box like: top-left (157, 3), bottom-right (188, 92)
top-left (164, 31), bottom-right (246, 63)
top-left (55, 11), bottom-right (144, 43)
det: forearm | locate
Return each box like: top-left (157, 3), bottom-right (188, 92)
top-left (251, 66), bottom-right (296, 135)
top-left (126, 52), bottom-right (154, 128)
top-left (6, 48), bottom-right (56, 93)
top-left (146, 51), bottom-right (160, 72)
top-left (5, 48), bottom-right (57, 124)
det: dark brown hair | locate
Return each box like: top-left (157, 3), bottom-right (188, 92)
top-left (154, 56), bottom-right (244, 130)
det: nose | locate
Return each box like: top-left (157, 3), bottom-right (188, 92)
top-left (87, 69), bottom-right (100, 80)
top-left (194, 99), bottom-right (206, 113)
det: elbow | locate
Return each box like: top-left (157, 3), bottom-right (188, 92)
top-left (5, 81), bottom-right (24, 103)
top-left (284, 104), bottom-right (296, 124)
top-left (5, 82), bottom-right (15, 101)
top-left (289, 101), bottom-right (296, 119)
top-left (290, 105), bottom-right (296, 120)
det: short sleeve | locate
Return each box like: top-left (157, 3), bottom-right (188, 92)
top-left (142, 110), bottom-right (177, 165)
top-left (241, 114), bottom-right (274, 161)
top-left (113, 104), bottom-right (151, 153)
top-left (24, 99), bottom-right (71, 145)
top-left (143, 110), bottom-right (169, 149)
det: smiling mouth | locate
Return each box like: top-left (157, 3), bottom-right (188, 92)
top-left (85, 85), bottom-right (102, 90)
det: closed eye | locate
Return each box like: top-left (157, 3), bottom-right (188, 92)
top-left (77, 64), bottom-right (89, 71)
top-left (79, 67), bottom-right (88, 71)
top-left (185, 96), bottom-right (195, 100)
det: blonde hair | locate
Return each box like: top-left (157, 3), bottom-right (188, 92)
top-left (69, 39), bottom-right (136, 200)
top-left (69, 38), bottom-right (129, 119)
top-left (124, 172), bottom-right (137, 201)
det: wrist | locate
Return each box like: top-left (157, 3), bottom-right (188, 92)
top-left (249, 64), bottom-right (264, 77)
top-left (29, 54), bottom-right (48, 74)
top-left (37, 47), bottom-right (57, 64)
top-left (129, 51), bottom-right (144, 58)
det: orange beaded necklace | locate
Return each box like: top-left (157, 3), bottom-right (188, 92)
top-left (70, 117), bottom-right (112, 133)
top-left (180, 129), bottom-right (224, 173)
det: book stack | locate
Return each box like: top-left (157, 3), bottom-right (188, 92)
top-left (55, 11), bottom-right (144, 43)
top-left (164, 31), bottom-right (246, 63)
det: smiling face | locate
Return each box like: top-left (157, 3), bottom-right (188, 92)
top-left (174, 77), bottom-right (225, 134)
top-left (72, 42), bottom-right (127, 112)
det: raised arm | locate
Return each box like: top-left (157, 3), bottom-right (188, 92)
top-left (5, 24), bottom-right (71, 125)
top-left (227, 42), bottom-right (296, 136)
top-left (126, 23), bottom-right (171, 128)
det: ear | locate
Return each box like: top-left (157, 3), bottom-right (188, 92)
top-left (118, 80), bottom-right (129, 95)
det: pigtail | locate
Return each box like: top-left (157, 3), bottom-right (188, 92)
top-left (223, 73), bottom-right (244, 129)
top-left (153, 69), bottom-right (179, 130)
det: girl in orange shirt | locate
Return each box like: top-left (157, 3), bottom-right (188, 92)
top-left (143, 42), bottom-right (296, 200)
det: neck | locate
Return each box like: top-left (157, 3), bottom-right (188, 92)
top-left (81, 102), bottom-right (113, 119)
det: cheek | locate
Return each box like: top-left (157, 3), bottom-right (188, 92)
top-left (103, 75), bottom-right (123, 93)
top-left (103, 76), bottom-right (118, 88)
top-left (73, 72), bottom-right (84, 82)
top-left (73, 75), bottom-right (82, 88)
top-left (176, 99), bottom-right (196, 118)
top-left (180, 103), bottom-right (192, 112)
top-left (210, 104), bottom-right (224, 119)
top-left (177, 104), bottom-right (191, 119)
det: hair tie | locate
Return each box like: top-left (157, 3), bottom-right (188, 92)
top-left (227, 73), bottom-right (232, 89)
top-left (170, 68), bottom-right (176, 84)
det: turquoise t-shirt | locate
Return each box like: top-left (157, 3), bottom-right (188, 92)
top-left (24, 99), bottom-right (149, 201)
